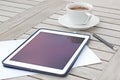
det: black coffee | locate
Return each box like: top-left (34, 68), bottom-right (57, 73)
top-left (70, 6), bottom-right (88, 11)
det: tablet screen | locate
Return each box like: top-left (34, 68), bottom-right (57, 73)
top-left (10, 32), bottom-right (84, 69)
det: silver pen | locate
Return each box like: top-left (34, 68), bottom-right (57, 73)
top-left (93, 33), bottom-right (118, 51)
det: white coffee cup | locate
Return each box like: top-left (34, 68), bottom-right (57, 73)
top-left (66, 2), bottom-right (93, 25)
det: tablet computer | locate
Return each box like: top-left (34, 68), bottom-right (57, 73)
top-left (2, 28), bottom-right (90, 76)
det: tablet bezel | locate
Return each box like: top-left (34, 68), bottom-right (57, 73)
top-left (2, 29), bottom-right (90, 76)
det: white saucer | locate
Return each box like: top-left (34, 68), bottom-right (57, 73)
top-left (58, 14), bottom-right (100, 30)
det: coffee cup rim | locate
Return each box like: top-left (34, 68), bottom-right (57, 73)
top-left (66, 2), bottom-right (93, 12)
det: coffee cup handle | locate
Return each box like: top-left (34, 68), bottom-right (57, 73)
top-left (83, 13), bottom-right (92, 24)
